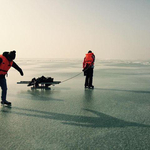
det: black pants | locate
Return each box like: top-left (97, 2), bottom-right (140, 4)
top-left (0, 78), bottom-right (7, 102)
top-left (84, 68), bottom-right (93, 87)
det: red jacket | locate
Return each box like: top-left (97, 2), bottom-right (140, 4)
top-left (83, 53), bottom-right (95, 68)
top-left (0, 55), bottom-right (13, 75)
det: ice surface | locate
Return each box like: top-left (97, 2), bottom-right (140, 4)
top-left (0, 59), bottom-right (150, 150)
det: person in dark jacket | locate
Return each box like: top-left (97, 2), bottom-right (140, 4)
top-left (0, 50), bottom-right (23, 105)
top-left (83, 50), bottom-right (95, 89)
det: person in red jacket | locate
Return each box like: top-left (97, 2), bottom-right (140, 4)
top-left (83, 50), bottom-right (95, 89)
top-left (0, 50), bottom-right (24, 105)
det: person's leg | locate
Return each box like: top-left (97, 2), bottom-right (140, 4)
top-left (0, 78), bottom-right (7, 102)
top-left (85, 75), bottom-right (89, 87)
top-left (0, 78), bottom-right (11, 105)
top-left (89, 68), bottom-right (94, 88)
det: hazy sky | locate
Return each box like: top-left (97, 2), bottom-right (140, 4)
top-left (0, 0), bottom-right (150, 60)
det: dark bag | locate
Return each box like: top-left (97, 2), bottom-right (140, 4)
top-left (83, 64), bottom-right (90, 76)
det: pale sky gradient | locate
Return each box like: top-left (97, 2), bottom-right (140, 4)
top-left (0, 0), bottom-right (150, 60)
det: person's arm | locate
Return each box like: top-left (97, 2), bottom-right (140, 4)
top-left (83, 57), bottom-right (86, 69)
top-left (92, 54), bottom-right (95, 63)
top-left (0, 58), bottom-right (2, 64)
top-left (12, 61), bottom-right (24, 76)
top-left (91, 54), bottom-right (95, 67)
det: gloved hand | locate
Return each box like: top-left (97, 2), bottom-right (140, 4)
top-left (20, 69), bottom-right (24, 76)
top-left (82, 68), bottom-right (85, 72)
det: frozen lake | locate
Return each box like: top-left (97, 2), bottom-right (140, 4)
top-left (0, 59), bottom-right (150, 150)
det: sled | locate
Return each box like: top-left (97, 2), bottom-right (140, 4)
top-left (17, 76), bottom-right (61, 89)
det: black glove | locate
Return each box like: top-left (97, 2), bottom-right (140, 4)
top-left (20, 69), bottom-right (24, 76)
top-left (82, 68), bottom-right (86, 72)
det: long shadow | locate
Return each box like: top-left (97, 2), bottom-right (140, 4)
top-left (94, 88), bottom-right (150, 94)
top-left (2, 107), bottom-right (150, 128)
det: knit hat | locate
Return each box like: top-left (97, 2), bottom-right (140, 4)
top-left (8, 50), bottom-right (16, 60)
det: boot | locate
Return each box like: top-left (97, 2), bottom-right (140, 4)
top-left (88, 85), bottom-right (94, 89)
top-left (1, 100), bottom-right (11, 105)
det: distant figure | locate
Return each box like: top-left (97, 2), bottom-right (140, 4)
top-left (83, 50), bottom-right (95, 89)
top-left (0, 50), bottom-right (24, 105)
